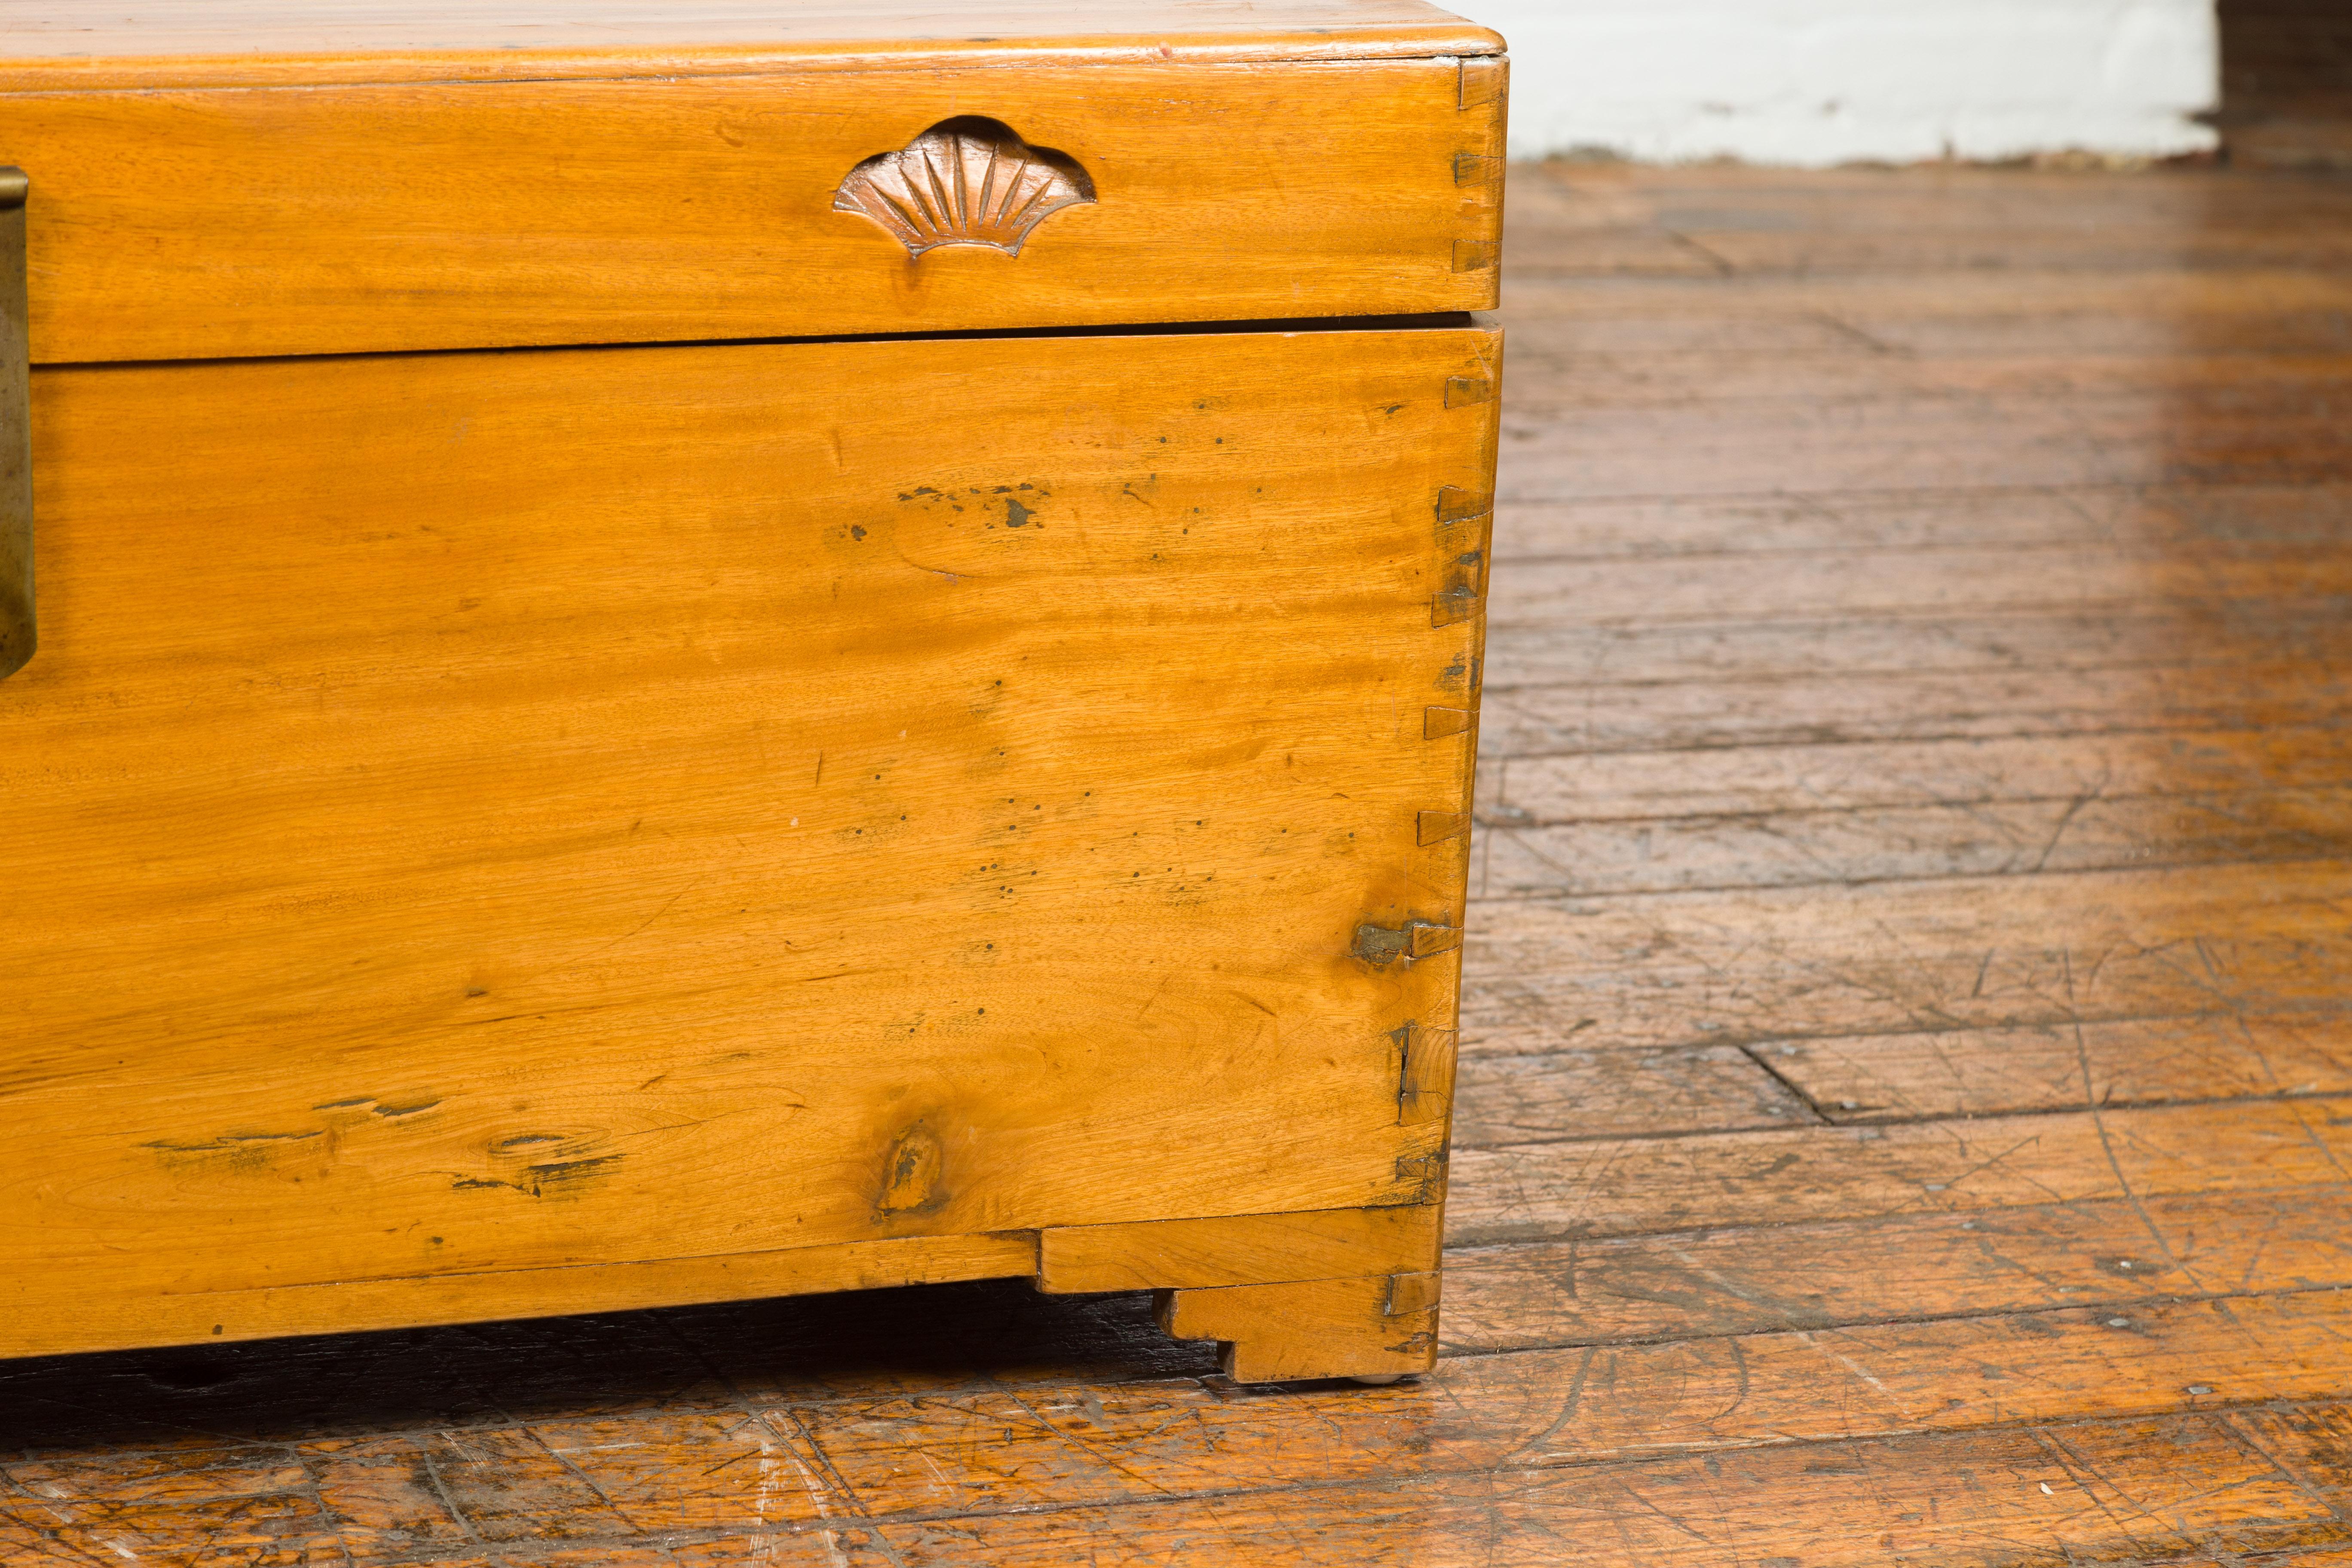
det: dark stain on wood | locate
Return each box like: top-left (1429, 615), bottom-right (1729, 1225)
top-left (139, 1129), bottom-right (325, 1173)
top-left (878, 1121), bottom-right (947, 1217)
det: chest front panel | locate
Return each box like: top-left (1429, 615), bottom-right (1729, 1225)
top-left (0, 325), bottom-right (1494, 1350)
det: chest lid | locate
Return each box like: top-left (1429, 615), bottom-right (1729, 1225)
top-left (2, 1), bottom-right (1506, 363)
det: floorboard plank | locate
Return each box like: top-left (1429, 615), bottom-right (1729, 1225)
top-left (1497, 268), bottom-right (2352, 337)
top-left (1462, 860), bottom-right (2352, 1054)
top-left (1450, 1044), bottom-right (1821, 1147)
top-left (1498, 421), bottom-right (2352, 508)
top-left (1476, 664), bottom-right (2352, 758)
top-left (1487, 612), bottom-right (2352, 688)
top-left (2233, 1404), bottom-right (2352, 1505)
top-left (1500, 353), bottom-right (2352, 410)
top-left (1476, 786), bottom-right (2352, 898)
top-left (1441, 1187), bottom-right (2352, 1350)
top-left (1488, 545), bottom-right (2352, 628)
top-left (1482, 730), bottom-right (2352, 822)
top-left (1445, 1097), bottom-right (2352, 1244)
top-left (1491, 484), bottom-right (2352, 563)
top-left (618, 1298), bottom-right (2352, 1521)
top-left (864, 1410), bottom-right (2346, 1567)
top-left (1765, 1011), bottom-right (2352, 1121)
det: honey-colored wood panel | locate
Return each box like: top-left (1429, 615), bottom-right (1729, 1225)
top-left (0, 322), bottom-right (1497, 1354)
top-left (5, 58), bottom-right (1504, 362)
top-left (0, 1), bottom-right (1501, 90)
top-left (1038, 1203), bottom-right (1441, 1292)
top-left (1157, 1272), bottom-right (1439, 1382)
top-left (1, 1233), bottom-right (1039, 1362)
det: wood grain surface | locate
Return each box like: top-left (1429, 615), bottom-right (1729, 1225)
top-left (2218, 0), bottom-right (2352, 171)
top-left (0, 1), bottom-right (1501, 89)
top-left (0, 322), bottom-right (1494, 1357)
top-left (9, 159), bottom-right (2352, 1564)
top-left (3, 47), bottom-right (1505, 361)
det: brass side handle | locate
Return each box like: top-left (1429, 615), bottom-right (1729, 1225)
top-left (0, 166), bottom-right (26, 682)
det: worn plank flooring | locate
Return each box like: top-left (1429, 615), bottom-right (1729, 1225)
top-left (2219, 0), bottom-right (2352, 171)
top-left (9, 161), bottom-right (2352, 1565)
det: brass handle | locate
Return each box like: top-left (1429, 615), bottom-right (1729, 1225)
top-left (0, 166), bottom-right (26, 682)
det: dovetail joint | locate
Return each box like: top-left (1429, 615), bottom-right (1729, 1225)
top-left (1353, 920), bottom-right (1463, 968)
top-left (1386, 1270), bottom-right (1442, 1316)
top-left (1395, 1021), bottom-right (1460, 1126)
top-left (1453, 152), bottom-right (1502, 188)
top-left (1431, 589), bottom-right (1482, 628)
top-left (1393, 1150), bottom-right (1448, 1203)
top-left (1458, 56), bottom-right (1508, 112)
top-left (1436, 486), bottom-right (1494, 526)
top-left (1451, 240), bottom-right (1498, 273)
top-left (1416, 811), bottom-right (1472, 846)
top-left (1445, 375), bottom-right (1495, 408)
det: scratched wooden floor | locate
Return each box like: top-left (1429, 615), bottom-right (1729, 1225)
top-left (12, 159), bottom-right (2352, 1565)
top-left (2219, 0), bottom-right (2352, 170)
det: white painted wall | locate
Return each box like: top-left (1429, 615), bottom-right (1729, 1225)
top-left (1453, 0), bottom-right (2220, 165)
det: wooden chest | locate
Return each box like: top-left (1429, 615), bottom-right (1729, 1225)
top-left (0, 2), bottom-right (1504, 1383)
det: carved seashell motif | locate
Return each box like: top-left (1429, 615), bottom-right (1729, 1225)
top-left (833, 116), bottom-right (1096, 258)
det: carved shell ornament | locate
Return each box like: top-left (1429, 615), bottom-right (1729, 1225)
top-left (833, 116), bottom-right (1096, 258)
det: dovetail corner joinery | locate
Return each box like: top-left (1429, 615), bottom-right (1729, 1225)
top-left (833, 116), bottom-right (1096, 258)
top-left (1386, 1268), bottom-right (1442, 1316)
top-left (1430, 482), bottom-right (1492, 628)
top-left (1444, 374), bottom-right (1495, 408)
top-left (1393, 1022), bottom-right (1458, 1125)
top-left (1353, 919), bottom-right (1462, 967)
top-left (1435, 485), bottom-right (1492, 525)
top-left (1451, 240), bottom-right (1498, 273)
top-left (1458, 56), bottom-right (1509, 114)
top-left (1415, 811), bottom-right (1471, 846)
top-left (0, 166), bottom-right (29, 684)
top-left (1432, 557), bottom-right (1486, 626)
top-left (1452, 152), bottom-right (1502, 189)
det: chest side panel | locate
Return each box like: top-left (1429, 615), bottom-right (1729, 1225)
top-left (5, 57), bottom-right (1506, 362)
top-left (0, 325), bottom-right (1497, 1340)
